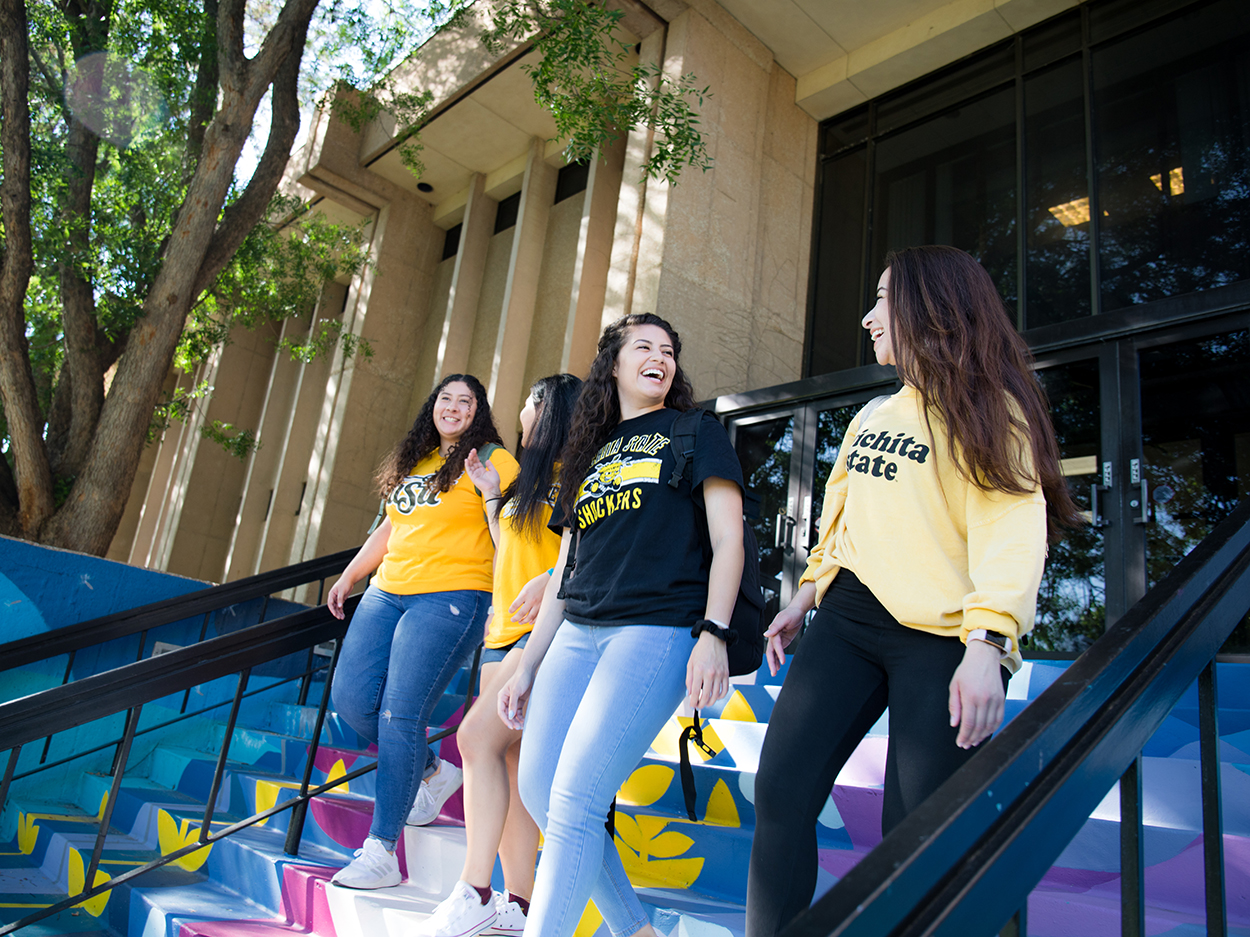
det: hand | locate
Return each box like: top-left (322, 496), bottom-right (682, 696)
top-left (326, 576), bottom-right (355, 620)
top-left (764, 604), bottom-right (807, 676)
top-left (509, 571), bottom-right (552, 623)
top-left (948, 640), bottom-right (1007, 749)
top-left (686, 631), bottom-right (730, 709)
top-left (498, 665), bottom-right (535, 730)
top-left (465, 448), bottom-right (502, 501)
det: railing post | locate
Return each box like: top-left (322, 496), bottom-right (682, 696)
top-left (1120, 756), bottom-right (1144, 937)
top-left (86, 705), bottom-right (143, 892)
top-left (200, 668), bottom-right (251, 839)
top-left (1199, 660), bottom-right (1227, 937)
top-left (0, 746), bottom-right (20, 819)
top-left (285, 638), bottom-right (344, 857)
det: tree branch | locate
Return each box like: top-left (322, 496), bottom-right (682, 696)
top-left (185, 0), bottom-right (220, 183)
top-left (0, 0), bottom-right (55, 535)
top-left (218, 0), bottom-right (248, 89)
top-left (192, 32), bottom-right (306, 299)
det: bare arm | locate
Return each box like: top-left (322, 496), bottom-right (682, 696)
top-left (326, 518), bottom-right (392, 619)
top-left (686, 478), bottom-right (743, 709)
top-left (497, 528), bottom-right (572, 728)
top-left (464, 447), bottom-right (503, 545)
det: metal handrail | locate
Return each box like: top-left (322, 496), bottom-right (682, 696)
top-left (781, 497), bottom-right (1250, 937)
top-left (0, 547), bottom-right (355, 674)
top-left (0, 593), bottom-right (485, 935)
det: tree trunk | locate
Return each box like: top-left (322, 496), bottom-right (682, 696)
top-left (41, 0), bottom-right (319, 555)
top-left (0, 0), bottom-right (55, 537)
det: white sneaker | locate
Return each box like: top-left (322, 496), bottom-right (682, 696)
top-left (407, 760), bottom-right (464, 826)
top-left (330, 837), bottom-right (401, 889)
top-left (486, 891), bottom-right (528, 935)
top-left (416, 879), bottom-right (497, 937)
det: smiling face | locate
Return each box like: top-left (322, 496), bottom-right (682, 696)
top-left (862, 267), bottom-right (897, 367)
top-left (433, 380), bottom-right (477, 450)
top-left (612, 323), bottom-right (675, 415)
top-left (518, 392), bottom-right (541, 447)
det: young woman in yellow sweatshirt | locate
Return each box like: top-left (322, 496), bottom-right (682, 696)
top-left (745, 246), bottom-right (1080, 937)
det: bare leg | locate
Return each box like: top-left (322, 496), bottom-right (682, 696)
top-left (458, 650), bottom-right (531, 889)
top-left (498, 735), bottom-right (539, 899)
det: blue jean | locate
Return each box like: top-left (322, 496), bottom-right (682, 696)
top-left (518, 622), bottom-right (695, 937)
top-left (332, 585), bottom-right (490, 847)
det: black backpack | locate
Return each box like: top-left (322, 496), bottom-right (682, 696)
top-left (666, 407), bottom-right (766, 676)
top-left (667, 408), bottom-right (768, 822)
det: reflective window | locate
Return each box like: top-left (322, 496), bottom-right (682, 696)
top-left (1025, 58), bottom-right (1091, 327)
top-left (870, 87), bottom-right (1018, 313)
top-left (1093, 2), bottom-right (1250, 311)
top-left (810, 148), bottom-right (867, 376)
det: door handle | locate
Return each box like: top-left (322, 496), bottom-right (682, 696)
top-left (782, 516), bottom-right (796, 554)
top-left (1130, 459), bottom-right (1150, 525)
top-left (775, 512), bottom-right (796, 552)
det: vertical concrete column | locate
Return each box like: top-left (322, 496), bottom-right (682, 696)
top-left (127, 369), bottom-right (199, 569)
top-left (435, 174), bottom-right (496, 385)
top-left (490, 137), bottom-right (558, 448)
top-left (563, 136), bottom-right (626, 375)
top-left (222, 308), bottom-right (317, 581)
top-left (604, 26), bottom-right (670, 325)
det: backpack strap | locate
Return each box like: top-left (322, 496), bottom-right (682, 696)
top-left (858, 394), bottom-right (892, 426)
top-left (368, 499), bottom-right (387, 535)
top-left (668, 408), bottom-right (704, 489)
top-left (679, 711), bottom-right (718, 821)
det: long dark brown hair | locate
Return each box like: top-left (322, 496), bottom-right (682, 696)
top-left (884, 245), bottom-right (1081, 538)
top-left (559, 313), bottom-right (698, 518)
top-left (503, 373), bottom-right (582, 539)
top-left (374, 374), bottom-right (504, 496)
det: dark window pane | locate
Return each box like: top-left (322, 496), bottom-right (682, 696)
top-left (1094, 0), bottom-right (1250, 311)
top-left (734, 416), bottom-right (795, 623)
top-left (1034, 359), bottom-right (1105, 652)
top-left (1025, 59), bottom-right (1091, 327)
top-left (809, 148), bottom-right (867, 377)
top-left (870, 88), bottom-right (1018, 313)
top-left (1089, 0), bottom-right (1204, 44)
top-left (876, 43), bottom-right (1014, 136)
top-left (442, 223), bottom-right (462, 261)
top-left (1023, 10), bottom-right (1081, 73)
top-left (494, 191), bottom-right (521, 233)
top-left (823, 106), bottom-right (870, 156)
top-left (554, 160), bottom-right (589, 203)
top-left (1140, 329), bottom-right (1250, 653)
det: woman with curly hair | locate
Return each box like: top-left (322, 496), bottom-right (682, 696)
top-left (498, 314), bottom-right (745, 937)
top-left (746, 246), bottom-right (1081, 935)
top-left (326, 374), bottom-right (518, 889)
top-left (415, 373), bottom-right (583, 937)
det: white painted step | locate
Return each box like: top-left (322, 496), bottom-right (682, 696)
top-left (326, 824), bottom-right (468, 937)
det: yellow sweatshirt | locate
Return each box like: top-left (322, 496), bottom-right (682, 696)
top-left (800, 386), bottom-right (1046, 673)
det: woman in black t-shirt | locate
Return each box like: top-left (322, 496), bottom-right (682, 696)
top-left (497, 313), bottom-right (745, 937)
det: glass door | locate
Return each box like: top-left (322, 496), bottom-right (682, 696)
top-left (1134, 326), bottom-right (1250, 652)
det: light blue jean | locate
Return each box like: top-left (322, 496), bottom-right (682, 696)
top-left (518, 621), bottom-right (695, 937)
top-left (332, 584), bottom-right (490, 847)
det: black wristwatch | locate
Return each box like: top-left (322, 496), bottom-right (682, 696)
top-left (691, 618), bottom-right (738, 646)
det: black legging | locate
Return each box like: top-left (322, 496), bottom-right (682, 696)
top-left (745, 571), bottom-right (1009, 937)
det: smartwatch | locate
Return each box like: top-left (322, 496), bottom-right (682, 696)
top-left (967, 628), bottom-right (1013, 656)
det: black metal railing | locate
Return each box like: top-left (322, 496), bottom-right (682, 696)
top-left (0, 594), bottom-right (483, 935)
top-left (0, 547), bottom-right (355, 678)
top-left (782, 497), bottom-right (1250, 937)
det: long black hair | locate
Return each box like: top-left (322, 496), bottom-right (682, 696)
top-left (374, 374), bottom-right (504, 496)
top-left (559, 313), bottom-right (697, 518)
top-left (502, 373), bottom-right (583, 539)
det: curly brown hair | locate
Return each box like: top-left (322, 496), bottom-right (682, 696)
top-left (884, 245), bottom-right (1082, 539)
top-left (559, 314), bottom-right (698, 518)
top-left (374, 374), bottom-right (504, 497)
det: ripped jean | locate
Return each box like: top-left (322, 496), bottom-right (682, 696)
top-left (332, 584), bottom-right (490, 847)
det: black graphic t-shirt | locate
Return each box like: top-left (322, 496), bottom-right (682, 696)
top-left (550, 408), bottom-right (744, 628)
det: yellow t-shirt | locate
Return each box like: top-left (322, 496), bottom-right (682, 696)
top-left (373, 447), bottom-right (520, 595)
top-left (485, 481), bottom-right (562, 648)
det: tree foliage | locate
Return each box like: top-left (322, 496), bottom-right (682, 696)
top-left (0, 0), bottom-right (712, 557)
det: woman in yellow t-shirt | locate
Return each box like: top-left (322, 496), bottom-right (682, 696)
top-left (415, 374), bottom-right (583, 937)
top-left (325, 374), bottom-right (519, 890)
